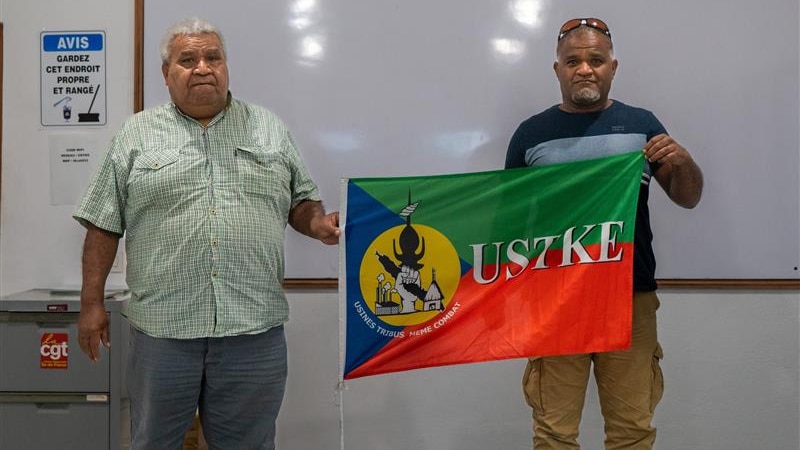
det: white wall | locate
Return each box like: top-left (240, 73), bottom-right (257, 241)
top-left (2, 2), bottom-right (798, 450)
top-left (0, 0), bottom-right (132, 294)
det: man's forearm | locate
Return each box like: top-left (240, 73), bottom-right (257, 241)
top-left (80, 224), bottom-right (121, 305)
top-left (668, 161), bottom-right (703, 209)
top-left (288, 199), bottom-right (325, 238)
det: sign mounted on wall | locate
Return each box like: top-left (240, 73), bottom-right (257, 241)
top-left (40, 31), bottom-right (106, 126)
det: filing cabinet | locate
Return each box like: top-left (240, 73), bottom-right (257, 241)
top-left (0, 289), bottom-right (128, 450)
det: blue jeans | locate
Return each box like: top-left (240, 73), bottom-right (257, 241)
top-left (127, 325), bottom-right (288, 450)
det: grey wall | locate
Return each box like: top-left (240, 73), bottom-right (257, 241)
top-left (283, 289), bottom-right (799, 449)
top-left (1, 1), bottom-right (798, 449)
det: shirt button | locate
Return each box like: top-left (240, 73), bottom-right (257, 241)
top-left (209, 208), bottom-right (217, 216)
top-left (211, 271), bottom-right (218, 278)
top-left (151, 162), bottom-right (160, 169)
top-left (211, 238), bottom-right (219, 246)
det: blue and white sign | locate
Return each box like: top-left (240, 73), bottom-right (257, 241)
top-left (41, 31), bottom-right (107, 126)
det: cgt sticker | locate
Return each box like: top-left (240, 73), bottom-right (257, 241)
top-left (40, 333), bottom-right (69, 369)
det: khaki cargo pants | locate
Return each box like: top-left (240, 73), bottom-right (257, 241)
top-left (522, 291), bottom-right (664, 450)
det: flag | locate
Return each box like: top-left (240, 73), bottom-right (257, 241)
top-left (340, 151), bottom-right (644, 379)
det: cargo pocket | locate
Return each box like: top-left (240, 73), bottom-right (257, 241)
top-left (650, 343), bottom-right (664, 413)
top-left (522, 358), bottom-right (543, 410)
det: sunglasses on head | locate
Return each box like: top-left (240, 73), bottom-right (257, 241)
top-left (558, 18), bottom-right (611, 41)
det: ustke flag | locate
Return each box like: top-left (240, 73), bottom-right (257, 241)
top-left (340, 151), bottom-right (644, 379)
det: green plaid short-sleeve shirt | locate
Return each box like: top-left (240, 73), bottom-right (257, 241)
top-left (74, 96), bottom-right (320, 338)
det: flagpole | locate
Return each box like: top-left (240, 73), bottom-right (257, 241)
top-left (337, 178), bottom-right (350, 450)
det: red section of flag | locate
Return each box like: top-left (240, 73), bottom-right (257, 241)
top-left (345, 244), bottom-right (633, 379)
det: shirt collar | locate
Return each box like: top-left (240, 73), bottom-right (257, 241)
top-left (171, 91), bottom-right (233, 127)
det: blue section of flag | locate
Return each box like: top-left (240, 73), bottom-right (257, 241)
top-left (344, 181), bottom-right (406, 374)
top-left (42, 33), bottom-right (104, 52)
top-left (459, 257), bottom-right (471, 277)
top-left (344, 180), bottom-right (474, 376)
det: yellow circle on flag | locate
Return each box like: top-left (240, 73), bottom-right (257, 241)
top-left (359, 224), bottom-right (461, 327)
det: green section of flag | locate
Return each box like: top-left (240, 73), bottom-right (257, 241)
top-left (350, 151), bottom-right (644, 263)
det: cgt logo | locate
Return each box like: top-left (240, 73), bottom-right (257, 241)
top-left (40, 333), bottom-right (69, 369)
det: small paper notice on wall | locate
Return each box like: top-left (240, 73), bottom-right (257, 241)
top-left (49, 133), bottom-right (102, 205)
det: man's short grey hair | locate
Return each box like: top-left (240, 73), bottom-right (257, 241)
top-left (160, 17), bottom-right (226, 64)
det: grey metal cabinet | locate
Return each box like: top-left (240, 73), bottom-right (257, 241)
top-left (0, 289), bottom-right (128, 450)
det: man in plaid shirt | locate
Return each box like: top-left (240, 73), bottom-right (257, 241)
top-left (74, 17), bottom-right (339, 450)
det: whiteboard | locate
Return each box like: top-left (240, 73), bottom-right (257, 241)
top-left (143, 0), bottom-right (800, 280)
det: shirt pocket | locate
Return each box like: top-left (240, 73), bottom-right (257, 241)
top-left (133, 151), bottom-right (180, 172)
top-left (235, 146), bottom-right (291, 198)
top-left (128, 150), bottom-right (183, 208)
